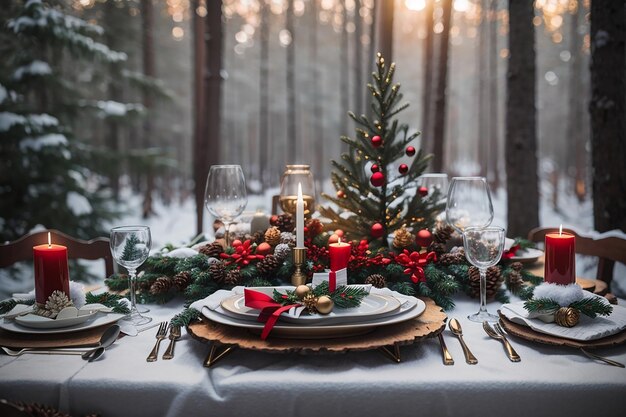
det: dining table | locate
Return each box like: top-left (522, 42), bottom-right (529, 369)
top-left (1, 292), bottom-right (625, 417)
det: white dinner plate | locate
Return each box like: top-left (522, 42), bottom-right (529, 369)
top-left (511, 247), bottom-right (543, 263)
top-left (221, 292), bottom-right (402, 325)
top-left (202, 297), bottom-right (425, 339)
top-left (15, 311), bottom-right (98, 329)
top-left (0, 313), bottom-right (126, 335)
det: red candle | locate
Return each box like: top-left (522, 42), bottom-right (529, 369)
top-left (544, 226), bottom-right (576, 285)
top-left (329, 238), bottom-right (351, 272)
top-left (33, 233), bottom-right (69, 305)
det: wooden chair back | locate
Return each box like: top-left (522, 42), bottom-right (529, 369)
top-left (0, 229), bottom-right (114, 277)
top-left (527, 227), bottom-right (626, 285)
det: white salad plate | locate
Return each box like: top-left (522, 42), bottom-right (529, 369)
top-left (1, 313), bottom-right (126, 335)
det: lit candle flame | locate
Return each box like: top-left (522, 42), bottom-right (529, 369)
top-left (48, 232), bottom-right (51, 248)
top-left (559, 224), bottom-right (562, 236)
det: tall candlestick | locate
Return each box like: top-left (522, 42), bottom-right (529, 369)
top-left (296, 182), bottom-right (304, 247)
top-left (33, 232), bottom-right (70, 305)
top-left (329, 238), bottom-right (351, 272)
top-left (544, 225), bottom-right (576, 285)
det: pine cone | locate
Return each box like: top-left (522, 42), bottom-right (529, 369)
top-left (433, 224), bottom-right (454, 243)
top-left (252, 230), bottom-right (265, 245)
top-left (306, 218), bottom-right (324, 237)
top-left (209, 261), bottom-right (227, 284)
top-left (467, 266), bottom-right (503, 300)
top-left (34, 291), bottom-right (73, 318)
top-left (173, 271), bottom-right (192, 291)
top-left (427, 242), bottom-right (446, 256)
top-left (393, 226), bottom-right (414, 249)
top-left (280, 232), bottom-right (296, 247)
top-left (555, 307), bottom-right (580, 327)
top-left (274, 243), bottom-right (292, 259)
top-left (256, 254), bottom-right (283, 276)
top-left (15, 402), bottom-right (71, 417)
top-left (224, 269), bottom-right (242, 286)
top-left (439, 251), bottom-right (466, 266)
top-left (150, 276), bottom-right (173, 295)
top-left (264, 226), bottom-right (281, 246)
top-left (199, 241), bottom-right (224, 258)
top-left (510, 261), bottom-right (523, 272)
top-left (302, 293), bottom-right (318, 314)
top-left (507, 270), bottom-right (524, 291)
top-left (365, 273), bottom-right (386, 288)
top-left (272, 213), bottom-right (295, 233)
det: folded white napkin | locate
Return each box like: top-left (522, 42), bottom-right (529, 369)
top-left (501, 301), bottom-right (626, 341)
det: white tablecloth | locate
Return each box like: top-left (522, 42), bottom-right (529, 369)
top-left (1, 295), bottom-right (625, 417)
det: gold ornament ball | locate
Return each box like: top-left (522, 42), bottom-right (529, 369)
top-left (295, 285), bottom-right (311, 300)
top-left (316, 296), bottom-right (334, 314)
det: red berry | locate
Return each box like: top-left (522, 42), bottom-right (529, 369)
top-left (399, 164), bottom-right (408, 175)
top-left (416, 229), bottom-right (433, 247)
top-left (418, 186), bottom-right (428, 197)
top-left (370, 223), bottom-right (384, 238)
top-left (406, 146), bottom-right (416, 156)
top-left (370, 164), bottom-right (380, 173)
top-left (371, 135), bottom-right (383, 147)
top-left (370, 172), bottom-right (385, 187)
top-left (337, 190), bottom-right (345, 198)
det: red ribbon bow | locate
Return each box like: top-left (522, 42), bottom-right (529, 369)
top-left (395, 250), bottom-right (437, 283)
top-left (244, 289), bottom-right (300, 340)
top-left (503, 244), bottom-right (520, 260)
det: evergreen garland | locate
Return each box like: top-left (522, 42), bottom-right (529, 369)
top-left (84, 292), bottom-right (130, 314)
top-left (524, 297), bottom-right (612, 318)
top-left (0, 298), bottom-right (34, 315)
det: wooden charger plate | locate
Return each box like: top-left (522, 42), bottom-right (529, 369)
top-left (0, 325), bottom-right (108, 349)
top-left (498, 312), bottom-right (626, 350)
top-left (188, 297), bottom-right (446, 354)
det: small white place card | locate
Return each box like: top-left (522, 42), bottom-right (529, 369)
top-left (311, 268), bottom-right (347, 289)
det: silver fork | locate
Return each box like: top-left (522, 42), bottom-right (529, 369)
top-left (1, 346), bottom-right (86, 356)
top-left (482, 321), bottom-right (521, 362)
top-left (146, 321), bottom-right (168, 362)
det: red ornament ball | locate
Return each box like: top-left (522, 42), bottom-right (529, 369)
top-left (328, 234), bottom-right (340, 244)
top-left (337, 190), bottom-right (345, 199)
top-left (371, 135), bottom-right (383, 147)
top-left (231, 239), bottom-right (243, 248)
top-left (370, 164), bottom-right (380, 173)
top-left (256, 242), bottom-right (272, 256)
top-left (415, 229), bottom-right (433, 247)
top-left (418, 186), bottom-right (429, 197)
top-left (370, 172), bottom-right (385, 187)
top-left (398, 164), bottom-right (408, 175)
top-left (406, 146), bottom-right (416, 157)
top-left (370, 223), bottom-right (384, 238)
top-left (335, 229), bottom-right (345, 238)
top-left (270, 215), bottom-right (279, 225)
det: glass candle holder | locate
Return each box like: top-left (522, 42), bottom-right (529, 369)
top-left (279, 164), bottom-right (316, 217)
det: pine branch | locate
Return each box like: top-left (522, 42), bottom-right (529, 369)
top-left (570, 297), bottom-right (613, 318)
top-left (85, 292), bottom-right (130, 314)
top-left (170, 308), bottom-right (201, 327)
top-left (0, 298), bottom-right (34, 314)
top-left (524, 298), bottom-right (560, 313)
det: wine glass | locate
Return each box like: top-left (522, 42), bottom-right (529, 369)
top-left (463, 226), bottom-right (506, 322)
top-left (110, 226), bottom-right (152, 326)
top-left (419, 173), bottom-right (449, 202)
top-left (445, 177), bottom-right (494, 233)
top-left (279, 164), bottom-right (316, 218)
top-left (204, 165), bottom-right (247, 245)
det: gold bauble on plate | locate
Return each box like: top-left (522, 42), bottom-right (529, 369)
top-left (554, 307), bottom-right (580, 327)
top-left (316, 295), bottom-right (334, 315)
top-left (295, 285), bottom-right (311, 299)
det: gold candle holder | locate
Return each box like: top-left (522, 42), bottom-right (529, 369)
top-left (291, 247), bottom-right (307, 286)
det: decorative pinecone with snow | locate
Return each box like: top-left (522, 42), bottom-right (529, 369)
top-left (173, 271), bottom-right (192, 291)
top-left (427, 241), bottom-right (447, 256)
top-left (271, 213), bottom-right (295, 233)
top-left (150, 276), bottom-right (173, 295)
top-left (199, 241), bottom-right (224, 258)
top-left (392, 226), bottom-right (414, 249)
top-left (280, 232), bottom-right (296, 247)
top-left (14, 401), bottom-right (72, 417)
top-left (264, 226), bottom-right (281, 246)
top-left (433, 224), bottom-right (454, 243)
top-left (209, 261), bottom-right (227, 284)
top-left (224, 270), bottom-right (242, 286)
top-left (365, 274), bottom-right (386, 288)
top-left (256, 254), bottom-right (283, 276)
top-left (34, 291), bottom-right (73, 318)
top-left (274, 243), bottom-right (292, 259)
top-left (467, 266), bottom-right (503, 300)
top-left (438, 250), bottom-right (466, 266)
top-left (306, 218), bottom-right (324, 237)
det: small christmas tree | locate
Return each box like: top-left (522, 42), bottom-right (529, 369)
top-left (319, 53), bottom-right (443, 246)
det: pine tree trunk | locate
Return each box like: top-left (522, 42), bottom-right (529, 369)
top-left (477, 0), bottom-right (488, 177)
top-left (431, 0), bottom-right (452, 172)
top-left (589, 1), bottom-right (626, 232)
top-left (353, 0), bottom-right (363, 117)
top-left (340, 1), bottom-right (349, 139)
top-left (487, 0), bottom-right (500, 190)
top-left (310, 0), bottom-right (324, 185)
top-left (192, 0), bottom-right (206, 235)
top-left (375, 0), bottom-right (393, 62)
top-left (103, 0), bottom-right (120, 201)
top-left (286, 0), bottom-right (297, 162)
top-left (259, 2), bottom-right (270, 187)
top-left (506, 0), bottom-right (539, 237)
top-left (421, 0), bottom-right (434, 156)
top-left (140, 0), bottom-right (156, 219)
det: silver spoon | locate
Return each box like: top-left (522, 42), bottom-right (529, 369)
top-left (448, 318), bottom-right (478, 364)
top-left (81, 324), bottom-right (121, 361)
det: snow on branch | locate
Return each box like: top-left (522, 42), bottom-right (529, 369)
top-left (0, 112), bottom-right (59, 133)
top-left (19, 133), bottom-right (68, 152)
top-left (13, 60), bottom-right (52, 81)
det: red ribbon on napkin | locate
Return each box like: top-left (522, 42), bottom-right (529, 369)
top-left (328, 270), bottom-right (337, 292)
top-left (244, 289), bottom-right (300, 340)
